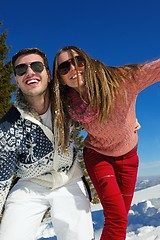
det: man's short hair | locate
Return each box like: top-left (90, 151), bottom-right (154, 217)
top-left (12, 48), bottom-right (50, 72)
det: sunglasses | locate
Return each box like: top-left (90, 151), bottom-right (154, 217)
top-left (58, 55), bottom-right (85, 75)
top-left (14, 61), bottom-right (45, 76)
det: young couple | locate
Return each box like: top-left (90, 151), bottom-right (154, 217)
top-left (0, 46), bottom-right (160, 240)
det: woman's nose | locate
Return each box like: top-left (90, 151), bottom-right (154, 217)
top-left (70, 62), bottom-right (75, 70)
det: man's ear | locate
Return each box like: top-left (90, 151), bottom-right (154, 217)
top-left (47, 70), bottom-right (51, 83)
top-left (14, 76), bottom-right (19, 86)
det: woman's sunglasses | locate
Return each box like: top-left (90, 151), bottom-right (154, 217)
top-left (14, 61), bottom-right (45, 76)
top-left (58, 55), bottom-right (85, 75)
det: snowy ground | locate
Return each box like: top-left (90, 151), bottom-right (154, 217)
top-left (37, 183), bottom-right (160, 240)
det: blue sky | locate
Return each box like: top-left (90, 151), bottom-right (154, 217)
top-left (1, 0), bottom-right (160, 176)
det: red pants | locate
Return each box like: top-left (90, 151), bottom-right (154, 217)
top-left (83, 146), bottom-right (139, 240)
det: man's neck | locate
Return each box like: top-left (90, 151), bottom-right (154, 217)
top-left (25, 91), bottom-right (50, 115)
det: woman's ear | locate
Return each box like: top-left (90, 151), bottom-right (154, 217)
top-left (61, 81), bottom-right (66, 86)
top-left (59, 77), bottom-right (66, 85)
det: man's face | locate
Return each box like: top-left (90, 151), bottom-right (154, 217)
top-left (14, 53), bottom-right (50, 98)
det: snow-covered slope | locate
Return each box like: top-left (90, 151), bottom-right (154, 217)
top-left (132, 184), bottom-right (160, 205)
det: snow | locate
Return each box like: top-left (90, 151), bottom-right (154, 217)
top-left (37, 179), bottom-right (160, 240)
top-left (132, 184), bottom-right (160, 205)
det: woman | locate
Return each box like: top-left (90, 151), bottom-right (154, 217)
top-left (52, 45), bottom-right (160, 240)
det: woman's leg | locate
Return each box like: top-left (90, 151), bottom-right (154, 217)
top-left (84, 148), bottom-right (128, 240)
top-left (0, 180), bottom-right (49, 240)
top-left (49, 178), bottom-right (94, 240)
top-left (114, 147), bottom-right (139, 213)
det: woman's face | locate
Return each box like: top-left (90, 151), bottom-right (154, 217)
top-left (57, 50), bottom-right (86, 92)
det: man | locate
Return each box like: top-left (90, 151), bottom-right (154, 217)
top-left (0, 48), bottom-right (94, 240)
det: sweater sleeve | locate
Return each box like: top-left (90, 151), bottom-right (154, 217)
top-left (0, 178), bottom-right (14, 214)
top-left (0, 126), bottom-right (17, 214)
top-left (135, 58), bottom-right (160, 93)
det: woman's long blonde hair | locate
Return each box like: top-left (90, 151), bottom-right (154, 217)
top-left (52, 46), bottom-right (141, 151)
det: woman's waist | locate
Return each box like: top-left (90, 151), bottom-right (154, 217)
top-left (84, 133), bottom-right (138, 157)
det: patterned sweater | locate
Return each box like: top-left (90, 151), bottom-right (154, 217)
top-left (0, 91), bottom-right (82, 214)
top-left (68, 59), bottom-right (160, 156)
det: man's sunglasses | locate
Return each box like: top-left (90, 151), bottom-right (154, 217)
top-left (58, 55), bottom-right (85, 75)
top-left (14, 61), bottom-right (45, 76)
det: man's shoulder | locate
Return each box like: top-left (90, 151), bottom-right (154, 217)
top-left (0, 105), bottom-right (20, 128)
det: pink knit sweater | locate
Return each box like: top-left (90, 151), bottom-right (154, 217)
top-left (68, 59), bottom-right (160, 156)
